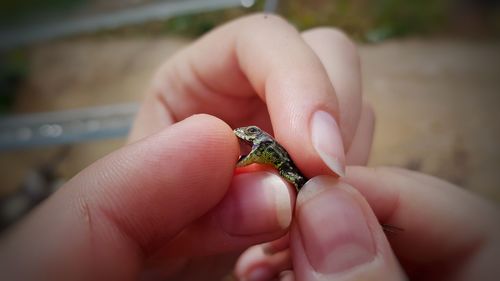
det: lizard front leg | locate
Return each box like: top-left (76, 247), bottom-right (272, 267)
top-left (236, 150), bottom-right (261, 167)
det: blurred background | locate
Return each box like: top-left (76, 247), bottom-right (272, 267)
top-left (0, 0), bottom-right (499, 231)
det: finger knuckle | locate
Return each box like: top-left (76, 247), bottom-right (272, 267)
top-left (243, 13), bottom-right (297, 33)
top-left (305, 27), bottom-right (359, 59)
top-left (306, 27), bottom-right (352, 44)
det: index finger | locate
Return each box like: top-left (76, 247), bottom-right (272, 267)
top-left (134, 14), bottom-right (349, 177)
top-left (342, 166), bottom-right (500, 271)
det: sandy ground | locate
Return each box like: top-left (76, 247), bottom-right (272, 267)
top-left (1, 36), bottom-right (499, 203)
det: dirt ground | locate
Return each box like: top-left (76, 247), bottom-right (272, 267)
top-left (1, 36), bottom-right (499, 203)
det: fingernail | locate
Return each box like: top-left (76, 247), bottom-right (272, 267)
top-left (244, 267), bottom-right (272, 281)
top-left (298, 178), bottom-right (375, 274)
top-left (216, 172), bottom-right (292, 235)
top-left (311, 111), bottom-right (346, 176)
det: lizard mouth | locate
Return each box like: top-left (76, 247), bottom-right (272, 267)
top-left (237, 138), bottom-right (252, 160)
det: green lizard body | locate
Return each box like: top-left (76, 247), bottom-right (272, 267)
top-left (234, 126), bottom-right (403, 233)
top-left (234, 126), bottom-right (308, 190)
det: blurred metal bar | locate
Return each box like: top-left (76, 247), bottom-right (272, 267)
top-left (0, 0), bottom-right (248, 51)
top-left (0, 103), bottom-right (139, 150)
top-left (0, 0), bottom-right (268, 151)
top-left (264, 0), bottom-right (279, 12)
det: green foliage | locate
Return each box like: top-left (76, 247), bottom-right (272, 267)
top-left (88, 1), bottom-right (264, 38)
top-left (369, 0), bottom-right (450, 40)
top-left (0, 0), bottom-right (459, 42)
top-left (0, 51), bottom-right (28, 114)
top-left (164, 10), bottom-right (242, 37)
top-left (282, 0), bottom-right (451, 42)
top-left (162, 1), bottom-right (264, 37)
top-left (0, 0), bottom-right (84, 26)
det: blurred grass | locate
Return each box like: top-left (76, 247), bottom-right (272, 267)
top-left (0, 51), bottom-right (28, 115)
top-left (117, 0), bottom-right (497, 41)
top-left (1, 0), bottom-right (498, 40)
top-left (93, 2), bottom-right (264, 38)
top-left (85, 0), bottom-right (456, 41)
top-left (0, 0), bottom-right (84, 26)
top-left (0, 0), bottom-right (498, 113)
top-left (276, 0), bottom-right (496, 41)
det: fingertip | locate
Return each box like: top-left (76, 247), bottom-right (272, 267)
top-left (310, 110), bottom-right (346, 177)
top-left (159, 172), bottom-right (295, 257)
top-left (302, 27), bottom-right (357, 52)
top-left (342, 166), bottom-right (404, 224)
top-left (292, 176), bottom-right (405, 280)
top-left (235, 244), bottom-right (292, 281)
top-left (346, 102), bottom-right (375, 165)
top-left (147, 113), bottom-right (240, 177)
top-left (72, 113), bottom-right (242, 256)
top-left (175, 113), bottom-right (240, 156)
top-left (215, 172), bottom-right (295, 236)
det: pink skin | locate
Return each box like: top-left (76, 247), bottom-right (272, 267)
top-left (129, 15), bottom-right (369, 178)
top-left (236, 168), bottom-right (500, 281)
top-left (0, 14), bottom-right (371, 280)
top-left (0, 115), bottom-right (295, 281)
top-left (3, 13), bottom-right (498, 281)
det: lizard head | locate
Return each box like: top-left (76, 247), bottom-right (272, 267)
top-left (233, 126), bottom-right (263, 145)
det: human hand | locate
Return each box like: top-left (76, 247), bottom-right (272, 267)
top-left (0, 115), bottom-right (294, 280)
top-left (127, 13), bottom-right (374, 279)
top-left (129, 14), bottom-right (374, 172)
top-left (235, 167), bottom-right (500, 281)
top-left (0, 14), bottom-right (373, 280)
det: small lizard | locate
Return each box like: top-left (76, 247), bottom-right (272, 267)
top-left (234, 126), bottom-right (404, 233)
top-left (234, 126), bottom-right (308, 190)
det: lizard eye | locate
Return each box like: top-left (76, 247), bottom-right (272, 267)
top-left (247, 127), bottom-right (259, 134)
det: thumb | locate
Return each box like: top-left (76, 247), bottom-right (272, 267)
top-left (0, 114), bottom-right (239, 281)
top-left (291, 176), bottom-right (406, 281)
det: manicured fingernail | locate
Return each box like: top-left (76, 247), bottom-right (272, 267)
top-left (216, 172), bottom-right (292, 235)
top-left (311, 111), bottom-right (346, 176)
top-left (298, 178), bottom-right (375, 274)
